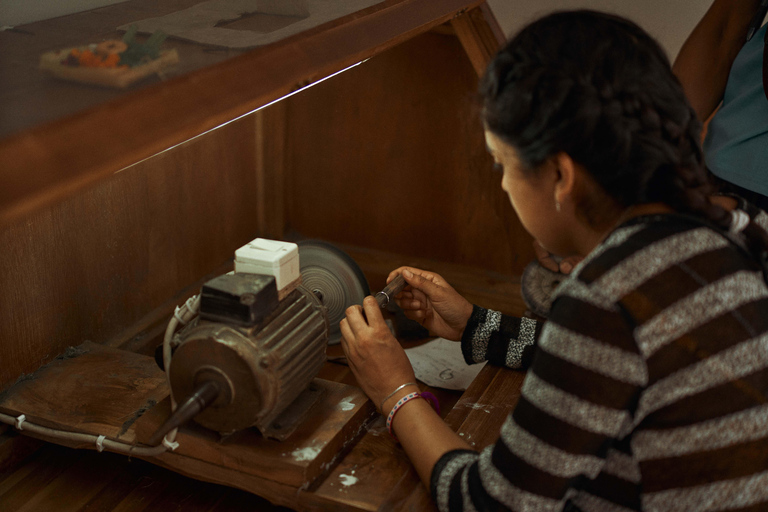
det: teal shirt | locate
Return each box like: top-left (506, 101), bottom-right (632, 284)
top-left (704, 23), bottom-right (768, 196)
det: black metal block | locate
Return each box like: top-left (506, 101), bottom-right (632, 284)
top-left (199, 273), bottom-right (279, 327)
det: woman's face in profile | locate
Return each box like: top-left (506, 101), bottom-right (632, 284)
top-left (484, 130), bottom-right (573, 257)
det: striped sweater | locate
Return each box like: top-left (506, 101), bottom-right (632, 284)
top-left (431, 210), bottom-right (768, 512)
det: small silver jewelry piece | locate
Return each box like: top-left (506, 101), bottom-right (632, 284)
top-left (555, 201), bottom-right (561, 213)
top-left (380, 382), bottom-right (417, 412)
top-left (376, 290), bottom-right (390, 307)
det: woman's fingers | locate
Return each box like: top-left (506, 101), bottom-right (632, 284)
top-left (410, 287), bottom-right (429, 304)
top-left (402, 269), bottom-right (444, 299)
top-left (344, 304), bottom-right (367, 331)
top-left (343, 297), bottom-right (387, 346)
top-left (533, 240), bottom-right (560, 272)
top-left (407, 309), bottom-right (425, 319)
top-left (361, 296), bottom-right (384, 328)
top-left (339, 317), bottom-right (352, 342)
top-left (559, 255), bottom-right (582, 274)
top-left (389, 267), bottom-right (447, 289)
top-left (404, 300), bottom-right (424, 310)
top-left (339, 319), bottom-right (359, 364)
top-left (533, 239), bottom-right (582, 274)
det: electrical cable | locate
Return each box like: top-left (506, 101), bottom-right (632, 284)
top-left (0, 410), bottom-right (169, 456)
top-left (0, 294), bottom-right (201, 456)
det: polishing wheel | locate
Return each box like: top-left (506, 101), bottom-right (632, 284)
top-left (298, 241), bottom-right (370, 345)
top-left (521, 261), bottom-right (565, 318)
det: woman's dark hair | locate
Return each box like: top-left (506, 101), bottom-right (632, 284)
top-left (481, 10), bottom-right (725, 225)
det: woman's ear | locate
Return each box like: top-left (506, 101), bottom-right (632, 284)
top-left (553, 152), bottom-right (578, 208)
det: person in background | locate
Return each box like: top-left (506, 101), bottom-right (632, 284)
top-left (340, 10), bottom-right (768, 512)
top-left (674, 0), bottom-right (768, 209)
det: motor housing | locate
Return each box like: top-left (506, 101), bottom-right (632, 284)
top-left (168, 281), bottom-right (328, 438)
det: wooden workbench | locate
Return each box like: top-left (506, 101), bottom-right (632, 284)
top-left (0, 365), bottom-right (525, 512)
top-left (0, 249), bottom-right (529, 511)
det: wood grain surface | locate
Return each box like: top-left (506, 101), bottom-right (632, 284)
top-left (0, 3), bottom-right (539, 510)
top-left (0, 0), bottom-right (487, 228)
top-left (0, 342), bottom-right (167, 445)
top-left (280, 30), bottom-right (533, 277)
top-left (0, 115), bottom-right (261, 393)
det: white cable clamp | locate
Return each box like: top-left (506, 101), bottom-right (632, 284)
top-left (185, 295), bottom-right (199, 319)
top-left (173, 305), bottom-right (188, 325)
top-left (162, 436), bottom-right (180, 451)
top-left (174, 295), bottom-right (199, 325)
top-left (96, 435), bottom-right (106, 452)
top-left (15, 414), bottom-right (26, 431)
top-left (730, 209), bottom-right (751, 234)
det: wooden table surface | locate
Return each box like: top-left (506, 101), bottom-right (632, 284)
top-left (0, 247), bottom-right (530, 511)
top-left (0, 346), bottom-right (525, 512)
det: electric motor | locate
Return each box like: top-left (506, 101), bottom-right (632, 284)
top-left (168, 276), bottom-right (328, 438)
top-left (151, 240), bottom-right (371, 443)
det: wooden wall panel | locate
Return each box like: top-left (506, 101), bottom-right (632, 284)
top-left (254, 103), bottom-right (288, 240)
top-left (0, 117), bottom-right (263, 392)
top-left (282, 30), bottom-right (534, 276)
top-left (0, 12), bottom-right (532, 395)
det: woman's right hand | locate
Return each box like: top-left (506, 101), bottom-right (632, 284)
top-left (388, 267), bottom-right (473, 341)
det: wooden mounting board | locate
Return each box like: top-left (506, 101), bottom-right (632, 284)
top-left (0, 341), bottom-right (167, 445)
top-left (133, 379), bottom-right (376, 489)
top-left (0, 341), bottom-right (376, 496)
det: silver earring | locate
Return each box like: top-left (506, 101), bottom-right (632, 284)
top-left (555, 201), bottom-right (561, 213)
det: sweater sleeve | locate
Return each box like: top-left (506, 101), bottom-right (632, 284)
top-left (433, 290), bottom-right (644, 511)
top-left (460, 305), bottom-right (542, 370)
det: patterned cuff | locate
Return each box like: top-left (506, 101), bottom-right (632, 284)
top-left (460, 305), bottom-right (541, 369)
top-left (461, 305), bottom-right (500, 364)
top-left (500, 316), bottom-right (539, 369)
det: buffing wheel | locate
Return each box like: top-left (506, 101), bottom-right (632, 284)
top-left (298, 241), bottom-right (370, 345)
top-left (520, 261), bottom-right (565, 318)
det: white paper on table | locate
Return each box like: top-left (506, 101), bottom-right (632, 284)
top-left (405, 338), bottom-right (486, 391)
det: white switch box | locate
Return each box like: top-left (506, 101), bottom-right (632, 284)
top-left (234, 238), bottom-right (299, 292)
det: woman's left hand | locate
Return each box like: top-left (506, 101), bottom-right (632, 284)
top-left (340, 296), bottom-right (417, 411)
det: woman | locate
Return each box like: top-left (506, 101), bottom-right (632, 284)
top-left (340, 10), bottom-right (768, 512)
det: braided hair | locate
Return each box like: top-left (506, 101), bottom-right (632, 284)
top-left (481, 10), bottom-right (731, 228)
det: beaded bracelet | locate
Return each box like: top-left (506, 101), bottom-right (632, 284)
top-left (386, 391), bottom-right (441, 441)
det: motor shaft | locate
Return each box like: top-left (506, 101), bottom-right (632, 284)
top-left (148, 380), bottom-right (220, 446)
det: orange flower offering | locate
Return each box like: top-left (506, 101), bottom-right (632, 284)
top-left (64, 42), bottom-right (128, 69)
top-left (40, 27), bottom-right (178, 88)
